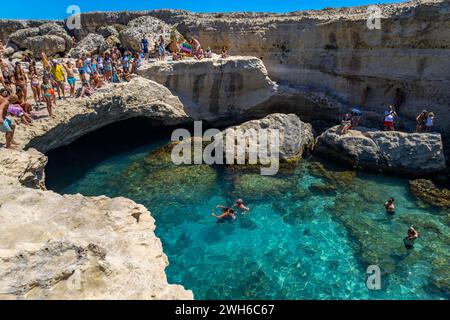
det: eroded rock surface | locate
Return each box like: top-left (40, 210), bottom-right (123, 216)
top-left (219, 113), bottom-right (314, 163)
top-left (0, 184), bottom-right (193, 300)
top-left (11, 77), bottom-right (190, 153)
top-left (314, 126), bottom-right (446, 175)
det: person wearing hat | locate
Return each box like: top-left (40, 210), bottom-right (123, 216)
top-left (50, 59), bottom-right (66, 100)
top-left (425, 112), bottom-right (435, 132)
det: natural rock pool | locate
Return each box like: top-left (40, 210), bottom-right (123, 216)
top-left (46, 120), bottom-right (449, 300)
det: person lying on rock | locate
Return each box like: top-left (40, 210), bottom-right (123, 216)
top-left (0, 95), bottom-right (18, 149)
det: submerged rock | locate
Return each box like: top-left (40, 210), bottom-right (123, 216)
top-left (410, 179), bottom-right (450, 209)
top-left (315, 126), bottom-right (446, 175)
top-left (233, 174), bottom-right (294, 201)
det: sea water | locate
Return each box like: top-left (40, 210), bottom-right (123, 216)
top-left (46, 131), bottom-right (449, 300)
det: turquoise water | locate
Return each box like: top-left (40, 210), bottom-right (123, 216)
top-left (49, 139), bottom-right (450, 300)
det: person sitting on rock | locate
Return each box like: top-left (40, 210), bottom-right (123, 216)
top-left (350, 108), bottom-right (363, 127)
top-left (205, 47), bottom-right (213, 59)
top-left (384, 198), bottom-right (395, 215)
top-left (383, 106), bottom-right (396, 131)
top-left (7, 94), bottom-right (32, 125)
top-left (425, 112), bottom-right (435, 132)
top-left (340, 113), bottom-right (352, 135)
top-left (404, 226), bottom-right (420, 250)
top-left (416, 110), bottom-right (428, 133)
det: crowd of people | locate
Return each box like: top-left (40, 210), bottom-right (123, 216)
top-left (0, 33), bottom-right (230, 149)
top-left (340, 86), bottom-right (437, 135)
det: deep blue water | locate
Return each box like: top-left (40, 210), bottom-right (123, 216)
top-left (46, 120), bottom-right (450, 300)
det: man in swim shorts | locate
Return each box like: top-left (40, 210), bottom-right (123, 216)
top-left (0, 96), bottom-right (17, 148)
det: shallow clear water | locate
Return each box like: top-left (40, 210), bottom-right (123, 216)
top-left (48, 135), bottom-right (450, 300)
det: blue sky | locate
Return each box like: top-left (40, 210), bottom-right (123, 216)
top-left (2, 0), bottom-right (405, 20)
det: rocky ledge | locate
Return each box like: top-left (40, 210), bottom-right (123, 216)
top-left (0, 149), bottom-right (193, 300)
top-left (314, 126), bottom-right (446, 175)
top-left (14, 77), bottom-right (190, 153)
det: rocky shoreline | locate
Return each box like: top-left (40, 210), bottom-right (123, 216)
top-left (0, 0), bottom-right (449, 299)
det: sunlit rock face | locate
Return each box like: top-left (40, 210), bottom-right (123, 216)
top-left (138, 56), bottom-right (277, 120)
top-left (0, 145), bottom-right (193, 301)
top-left (13, 77), bottom-right (190, 153)
top-left (174, 1), bottom-right (450, 139)
top-left (314, 126), bottom-right (447, 175)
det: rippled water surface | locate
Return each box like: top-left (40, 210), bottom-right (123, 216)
top-left (47, 124), bottom-right (449, 300)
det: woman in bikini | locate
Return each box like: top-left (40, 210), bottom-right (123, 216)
top-left (41, 77), bottom-right (54, 117)
top-left (28, 60), bottom-right (42, 107)
top-left (13, 62), bottom-right (28, 103)
top-left (1, 63), bottom-right (13, 93)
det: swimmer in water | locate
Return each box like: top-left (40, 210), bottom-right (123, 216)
top-left (212, 207), bottom-right (236, 221)
top-left (403, 226), bottom-right (420, 250)
top-left (384, 198), bottom-right (395, 215)
top-left (234, 199), bottom-right (250, 214)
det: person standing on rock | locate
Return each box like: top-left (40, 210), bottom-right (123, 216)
top-left (63, 61), bottom-right (77, 98)
top-left (28, 60), bottom-right (42, 107)
top-left (383, 106), bottom-right (397, 131)
top-left (393, 88), bottom-right (405, 114)
top-left (50, 60), bottom-right (66, 100)
top-left (13, 62), bottom-right (28, 103)
top-left (415, 110), bottom-right (428, 133)
top-left (41, 76), bottom-right (55, 117)
top-left (425, 112), bottom-right (435, 133)
top-left (158, 35), bottom-right (166, 61)
top-left (0, 94), bottom-right (17, 149)
top-left (140, 35), bottom-right (149, 61)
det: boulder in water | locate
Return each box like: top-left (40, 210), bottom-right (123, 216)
top-left (314, 126), bottom-right (446, 175)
